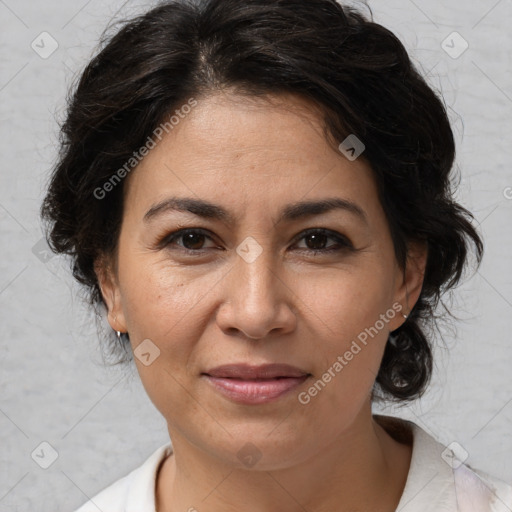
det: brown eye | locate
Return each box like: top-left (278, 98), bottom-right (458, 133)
top-left (304, 232), bottom-right (329, 250)
top-left (161, 229), bottom-right (217, 252)
top-left (293, 228), bottom-right (353, 254)
top-left (180, 232), bottom-right (207, 250)
top-left (159, 227), bottom-right (354, 256)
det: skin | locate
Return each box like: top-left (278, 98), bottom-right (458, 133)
top-left (96, 90), bottom-right (427, 512)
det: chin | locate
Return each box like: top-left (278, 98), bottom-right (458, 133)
top-left (203, 424), bottom-right (313, 471)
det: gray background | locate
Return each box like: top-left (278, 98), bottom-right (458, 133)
top-left (0, 0), bottom-right (511, 510)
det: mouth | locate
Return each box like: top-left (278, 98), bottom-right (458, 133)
top-left (202, 363), bottom-right (311, 404)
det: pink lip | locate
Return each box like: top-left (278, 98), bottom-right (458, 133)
top-left (202, 364), bottom-right (311, 405)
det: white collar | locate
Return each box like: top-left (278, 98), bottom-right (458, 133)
top-left (374, 414), bottom-right (458, 511)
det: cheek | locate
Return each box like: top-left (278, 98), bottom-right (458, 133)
top-left (117, 254), bottom-right (211, 418)
top-left (298, 262), bottom-right (393, 338)
top-left (295, 266), bottom-right (392, 403)
top-left (117, 252), bottom-right (233, 393)
top-left (118, 251), bottom-right (207, 335)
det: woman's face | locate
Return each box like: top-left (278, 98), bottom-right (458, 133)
top-left (98, 91), bottom-right (425, 469)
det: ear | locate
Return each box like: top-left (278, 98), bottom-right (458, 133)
top-left (94, 255), bottom-right (127, 333)
top-left (389, 240), bottom-right (428, 331)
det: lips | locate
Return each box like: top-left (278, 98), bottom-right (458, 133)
top-left (202, 364), bottom-right (311, 405)
top-left (203, 363), bottom-right (309, 380)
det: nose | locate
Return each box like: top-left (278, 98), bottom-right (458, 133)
top-left (215, 244), bottom-right (297, 340)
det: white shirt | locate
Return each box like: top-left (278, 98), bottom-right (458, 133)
top-left (74, 415), bottom-right (512, 512)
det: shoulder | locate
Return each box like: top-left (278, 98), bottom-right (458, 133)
top-left (374, 414), bottom-right (512, 512)
top-left (72, 442), bottom-right (173, 512)
top-left (455, 463), bottom-right (512, 512)
top-left (73, 472), bottom-right (132, 512)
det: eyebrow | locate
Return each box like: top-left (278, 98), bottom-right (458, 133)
top-left (143, 196), bottom-right (368, 225)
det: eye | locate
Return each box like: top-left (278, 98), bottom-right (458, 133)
top-left (292, 228), bottom-right (354, 254)
top-left (159, 227), bottom-right (354, 255)
top-left (161, 229), bottom-right (217, 252)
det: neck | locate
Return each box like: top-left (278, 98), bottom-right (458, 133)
top-left (156, 408), bottom-right (412, 512)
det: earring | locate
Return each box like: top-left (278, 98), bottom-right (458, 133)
top-left (113, 315), bottom-right (124, 341)
top-left (402, 312), bottom-right (408, 319)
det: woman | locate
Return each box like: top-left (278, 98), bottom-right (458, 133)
top-left (41, 0), bottom-right (512, 510)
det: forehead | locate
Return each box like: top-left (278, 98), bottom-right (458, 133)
top-left (122, 91), bottom-right (378, 220)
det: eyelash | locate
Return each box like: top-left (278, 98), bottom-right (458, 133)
top-left (159, 228), bottom-right (354, 256)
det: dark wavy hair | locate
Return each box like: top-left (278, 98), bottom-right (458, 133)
top-left (41, 0), bottom-right (483, 403)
